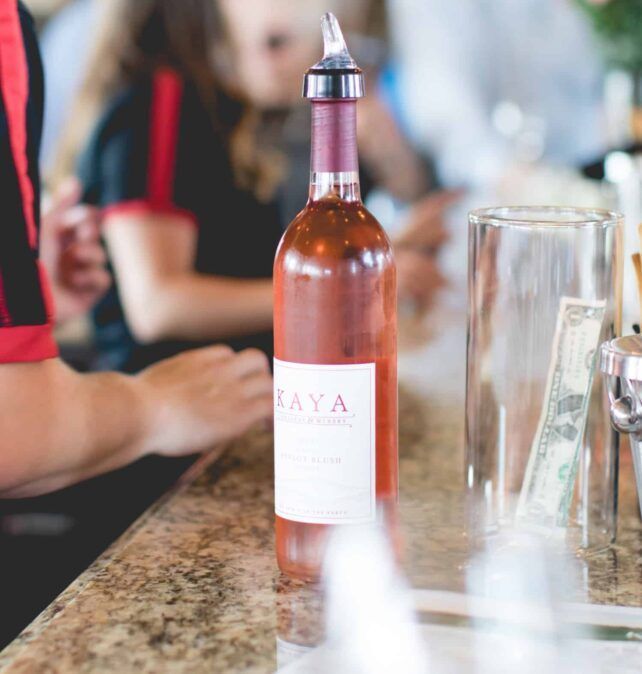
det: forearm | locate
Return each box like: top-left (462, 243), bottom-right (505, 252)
top-left (103, 215), bottom-right (274, 343)
top-left (357, 98), bottom-right (431, 203)
top-left (130, 274), bottom-right (274, 343)
top-left (0, 360), bottom-right (151, 498)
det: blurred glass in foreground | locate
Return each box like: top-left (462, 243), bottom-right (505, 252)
top-left (466, 533), bottom-right (596, 674)
top-left (276, 524), bottom-right (429, 674)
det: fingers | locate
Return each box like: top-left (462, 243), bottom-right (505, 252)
top-left (180, 346), bottom-right (268, 372)
top-left (64, 240), bottom-right (107, 267)
top-left (239, 371), bottom-right (274, 400)
top-left (45, 178), bottom-right (82, 222)
top-left (397, 250), bottom-right (447, 310)
top-left (418, 188), bottom-right (465, 212)
top-left (182, 344), bottom-right (235, 363)
top-left (417, 225), bottom-right (450, 252)
top-left (395, 189), bottom-right (463, 252)
top-left (406, 190), bottom-right (462, 227)
top-left (204, 344), bottom-right (236, 361)
top-left (227, 348), bottom-right (270, 378)
top-left (73, 210), bottom-right (102, 243)
top-left (245, 394), bottom-right (274, 425)
top-left (57, 205), bottom-right (102, 243)
top-left (60, 240), bottom-right (110, 295)
top-left (173, 349), bottom-right (272, 406)
top-left (66, 267), bottom-right (111, 293)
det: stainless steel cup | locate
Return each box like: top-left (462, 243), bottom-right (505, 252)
top-left (601, 335), bottom-right (642, 516)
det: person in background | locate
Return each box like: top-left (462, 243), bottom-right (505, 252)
top-left (1, 0), bottom-right (272, 496)
top-left (215, 0), bottom-right (455, 310)
top-left (23, 2), bottom-right (282, 637)
top-left (43, 0), bottom-right (449, 581)
top-left (45, 0), bottom-right (453, 319)
top-left (54, 0), bottom-right (283, 374)
top-left (389, 0), bottom-right (606, 190)
top-left (0, 0), bottom-right (273, 643)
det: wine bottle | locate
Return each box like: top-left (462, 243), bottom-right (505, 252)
top-left (273, 13), bottom-right (398, 580)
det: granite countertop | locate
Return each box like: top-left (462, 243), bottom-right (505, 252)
top-left (0, 382), bottom-right (641, 673)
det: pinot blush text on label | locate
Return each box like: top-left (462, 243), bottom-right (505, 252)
top-left (273, 359), bottom-right (376, 525)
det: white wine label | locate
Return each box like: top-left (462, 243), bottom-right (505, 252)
top-left (274, 359), bottom-right (376, 525)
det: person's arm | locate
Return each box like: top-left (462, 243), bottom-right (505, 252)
top-left (357, 92), bottom-right (433, 203)
top-left (0, 345), bottom-right (273, 498)
top-left (76, 69), bottom-right (273, 344)
top-left (393, 190), bottom-right (461, 253)
top-left (0, 4), bottom-right (273, 501)
top-left (103, 212), bottom-right (273, 344)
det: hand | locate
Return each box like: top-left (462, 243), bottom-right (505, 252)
top-left (394, 190), bottom-right (463, 254)
top-left (40, 178), bottom-right (111, 324)
top-left (138, 345), bottom-right (273, 457)
top-left (396, 249), bottom-right (447, 311)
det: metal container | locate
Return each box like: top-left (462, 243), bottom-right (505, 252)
top-left (601, 334), bottom-right (642, 515)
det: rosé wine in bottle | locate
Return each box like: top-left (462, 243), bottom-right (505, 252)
top-left (273, 13), bottom-right (398, 581)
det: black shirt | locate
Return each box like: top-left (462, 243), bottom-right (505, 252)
top-left (80, 68), bottom-right (282, 372)
top-left (0, 1), bottom-right (57, 363)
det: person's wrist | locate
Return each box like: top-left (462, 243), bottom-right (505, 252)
top-left (128, 373), bottom-right (165, 459)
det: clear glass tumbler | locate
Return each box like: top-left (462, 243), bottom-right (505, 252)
top-left (466, 207), bottom-right (623, 552)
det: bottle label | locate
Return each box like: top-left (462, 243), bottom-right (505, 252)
top-left (274, 359), bottom-right (376, 525)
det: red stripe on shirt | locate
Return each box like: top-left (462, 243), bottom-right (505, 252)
top-left (0, 323), bottom-right (57, 363)
top-left (103, 200), bottom-right (198, 227)
top-left (147, 68), bottom-right (183, 206)
top-left (0, 2), bottom-right (58, 361)
top-left (0, 1), bottom-right (37, 250)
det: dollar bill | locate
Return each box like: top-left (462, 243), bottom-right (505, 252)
top-left (516, 297), bottom-right (606, 532)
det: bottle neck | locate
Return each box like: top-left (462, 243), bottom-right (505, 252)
top-left (309, 99), bottom-right (361, 203)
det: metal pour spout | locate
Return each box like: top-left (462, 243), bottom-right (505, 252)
top-left (318, 12), bottom-right (358, 70)
top-left (303, 13), bottom-right (365, 100)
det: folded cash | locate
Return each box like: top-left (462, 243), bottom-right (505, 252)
top-left (516, 297), bottom-right (606, 532)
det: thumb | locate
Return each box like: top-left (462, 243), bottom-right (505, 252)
top-left (416, 188), bottom-right (465, 216)
top-left (46, 177), bottom-right (82, 223)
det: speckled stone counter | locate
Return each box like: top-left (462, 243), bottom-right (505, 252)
top-left (0, 387), bottom-right (641, 673)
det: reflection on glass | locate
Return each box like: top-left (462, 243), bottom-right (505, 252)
top-left (276, 579), bottom-right (324, 670)
top-left (275, 525), bottom-right (427, 673)
top-left (466, 533), bottom-right (595, 674)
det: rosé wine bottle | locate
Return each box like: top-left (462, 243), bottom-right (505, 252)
top-left (273, 14), bottom-right (398, 581)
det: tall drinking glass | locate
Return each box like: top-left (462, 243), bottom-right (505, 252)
top-left (466, 207), bottom-right (623, 552)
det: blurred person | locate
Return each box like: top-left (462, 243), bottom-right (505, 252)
top-left (0, 0), bottom-right (273, 495)
top-left (0, 0), bottom-right (273, 644)
top-left (57, 0), bottom-right (284, 374)
top-left (389, 0), bottom-right (606, 190)
top-left (44, 0), bottom-right (452, 316)
top-left (59, 0), bottom-right (449, 373)
top-left (39, 0), bottom-right (283, 625)
top-left (39, 0), bottom-right (450, 250)
top-left (216, 0), bottom-right (425, 199)
top-left (216, 0), bottom-right (455, 309)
